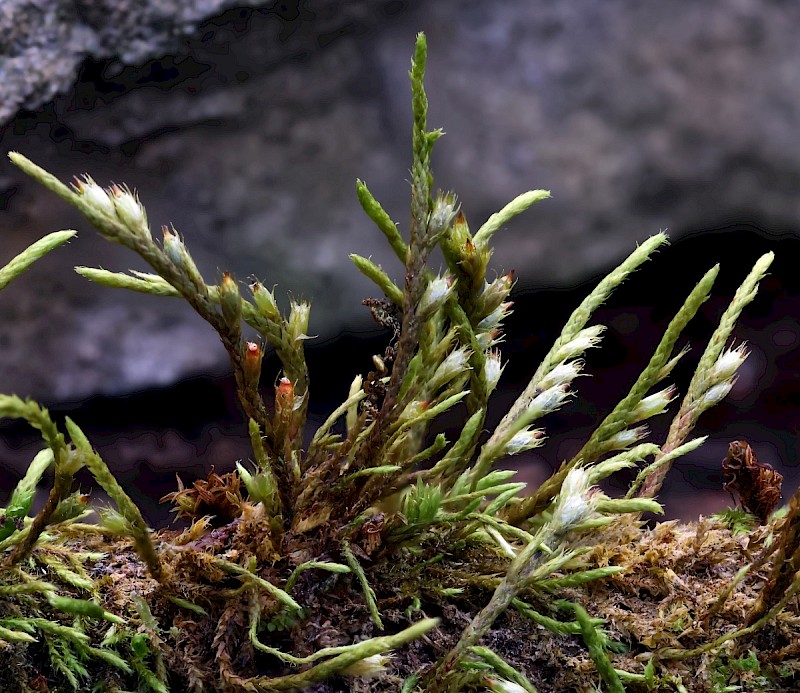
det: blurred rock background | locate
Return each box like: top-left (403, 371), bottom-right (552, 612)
top-left (1, 0), bottom-right (798, 523)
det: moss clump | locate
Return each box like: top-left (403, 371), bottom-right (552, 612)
top-left (1, 33), bottom-right (799, 693)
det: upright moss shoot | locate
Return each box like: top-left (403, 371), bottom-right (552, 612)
top-left (0, 32), bottom-right (798, 693)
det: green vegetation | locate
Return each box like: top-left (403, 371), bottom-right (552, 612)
top-left (1, 33), bottom-right (799, 692)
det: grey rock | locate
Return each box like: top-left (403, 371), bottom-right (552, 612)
top-left (0, 0), bottom-right (246, 122)
top-left (1, 0), bottom-right (798, 400)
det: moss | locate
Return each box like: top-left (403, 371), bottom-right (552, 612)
top-left (1, 33), bottom-right (798, 693)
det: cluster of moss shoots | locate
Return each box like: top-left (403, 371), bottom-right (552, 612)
top-left (1, 34), bottom-right (799, 693)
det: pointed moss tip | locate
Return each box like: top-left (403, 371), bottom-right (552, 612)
top-left (639, 232), bottom-right (670, 252)
top-left (414, 32), bottom-right (427, 61)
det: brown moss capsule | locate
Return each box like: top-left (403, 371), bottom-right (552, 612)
top-left (274, 377), bottom-right (295, 425)
top-left (243, 340), bottom-right (263, 388)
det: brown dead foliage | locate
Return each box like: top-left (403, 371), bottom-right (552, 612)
top-left (4, 510), bottom-right (800, 692)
